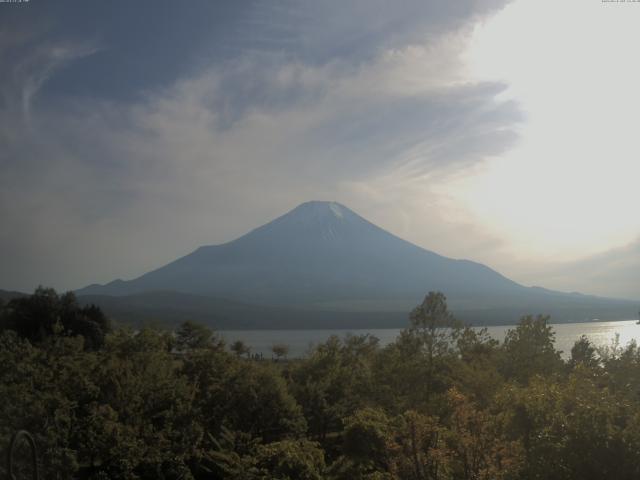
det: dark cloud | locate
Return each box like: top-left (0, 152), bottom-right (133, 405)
top-left (0, 0), bottom-right (521, 292)
top-left (1, 0), bottom-right (509, 103)
top-left (0, 1), bottom-right (252, 101)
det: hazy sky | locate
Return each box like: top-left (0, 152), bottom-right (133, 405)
top-left (1, 0), bottom-right (638, 300)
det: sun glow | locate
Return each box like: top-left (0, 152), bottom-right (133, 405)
top-left (451, 0), bottom-right (640, 259)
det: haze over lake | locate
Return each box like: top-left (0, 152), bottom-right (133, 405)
top-left (220, 319), bottom-right (640, 359)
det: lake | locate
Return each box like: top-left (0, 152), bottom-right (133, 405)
top-left (219, 319), bottom-right (640, 359)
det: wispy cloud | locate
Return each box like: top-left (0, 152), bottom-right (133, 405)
top-left (0, 25), bottom-right (99, 121)
top-left (520, 240), bottom-right (640, 301)
top-left (0, 1), bottom-right (520, 292)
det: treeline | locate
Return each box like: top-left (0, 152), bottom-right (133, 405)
top-left (2, 289), bottom-right (640, 479)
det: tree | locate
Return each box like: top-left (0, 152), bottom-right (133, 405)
top-left (230, 339), bottom-right (250, 358)
top-left (390, 410), bottom-right (449, 480)
top-left (499, 315), bottom-right (563, 384)
top-left (408, 292), bottom-right (461, 363)
top-left (453, 327), bottom-right (502, 406)
top-left (569, 335), bottom-right (600, 370)
top-left (444, 388), bottom-right (523, 480)
top-left (175, 320), bottom-right (223, 352)
top-left (0, 287), bottom-right (111, 350)
top-left (0, 286), bottom-right (61, 343)
top-left (272, 343), bottom-right (290, 361)
top-left (339, 407), bottom-right (393, 476)
top-left (88, 328), bottom-right (201, 478)
top-left (253, 439), bottom-right (325, 480)
top-left (204, 429), bottom-right (325, 480)
top-left (396, 292), bottom-right (462, 407)
top-left (181, 348), bottom-right (306, 445)
top-left (290, 335), bottom-right (378, 442)
top-left (223, 362), bottom-right (306, 440)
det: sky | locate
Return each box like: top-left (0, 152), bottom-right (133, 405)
top-left (0, 0), bottom-right (638, 300)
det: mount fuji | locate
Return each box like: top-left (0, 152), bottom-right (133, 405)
top-left (77, 201), bottom-right (637, 328)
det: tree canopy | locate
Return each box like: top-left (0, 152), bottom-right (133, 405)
top-left (0, 286), bottom-right (111, 350)
top-left (2, 288), bottom-right (640, 479)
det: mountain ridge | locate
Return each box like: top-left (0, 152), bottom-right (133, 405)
top-left (75, 201), bottom-right (638, 326)
top-left (76, 201), bottom-right (523, 302)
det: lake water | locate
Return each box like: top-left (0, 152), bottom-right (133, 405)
top-left (219, 320), bottom-right (640, 359)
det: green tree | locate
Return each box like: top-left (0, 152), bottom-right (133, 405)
top-left (408, 292), bottom-right (461, 361)
top-left (290, 335), bottom-right (378, 442)
top-left (88, 328), bottom-right (201, 478)
top-left (452, 327), bottom-right (502, 406)
top-left (230, 339), bottom-right (251, 358)
top-left (569, 335), bottom-right (600, 370)
top-left (175, 320), bottom-right (223, 352)
top-left (0, 287), bottom-right (111, 350)
top-left (204, 428), bottom-right (325, 480)
top-left (0, 331), bottom-right (88, 479)
top-left (374, 292), bottom-right (461, 412)
top-left (181, 348), bottom-right (306, 444)
top-left (338, 407), bottom-right (393, 477)
top-left (390, 410), bottom-right (449, 480)
top-left (253, 439), bottom-right (326, 480)
top-left (499, 315), bottom-right (563, 384)
top-left (444, 388), bottom-right (523, 480)
top-left (272, 343), bottom-right (290, 361)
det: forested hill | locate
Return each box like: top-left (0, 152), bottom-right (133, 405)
top-left (0, 289), bottom-right (27, 303)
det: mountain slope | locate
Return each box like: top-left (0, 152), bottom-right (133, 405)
top-left (77, 291), bottom-right (409, 329)
top-left (78, 201), bottom-right (523, 305)
top-left (77, 201), bottom-right (638, 326)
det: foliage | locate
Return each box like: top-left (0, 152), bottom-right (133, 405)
top-left (290, 334), bottom-right (378, 443)
top-left (3, 288), bottom-right (640, 480)
top-left (568, 335), bottom-right (600, 370)
top-left (407, 292), bottom-right (462, 362)
top-left (499, 314), bottom-right (563, 384)
top-left (230, 339), bottom-right (251, 358)
top-left (0, 287), bottom-right (111, 350)
top-left (272, 343), bottom-right (290, 361)
top-left (203, 428), bottom-right (325, 480)
top-left (175, 320), bottom-right (224, 352)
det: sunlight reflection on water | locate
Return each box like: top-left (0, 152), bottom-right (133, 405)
top-left (220, 320), bottom-right (640, 359)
